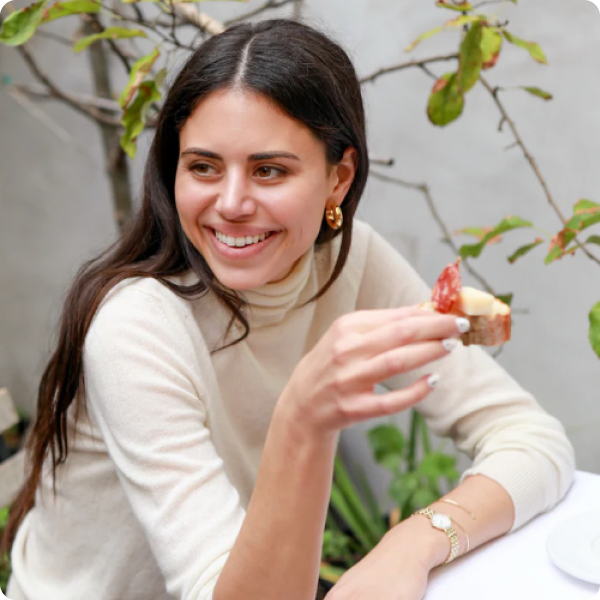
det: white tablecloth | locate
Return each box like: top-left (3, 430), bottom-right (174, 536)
top-left (426, 470), bottom-right (600, 599)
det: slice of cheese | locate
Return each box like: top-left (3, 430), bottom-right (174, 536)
top-left (456, 286), bottom-right (495, 316)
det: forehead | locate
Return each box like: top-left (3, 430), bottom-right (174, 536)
top-left (179, 88), bottom-right (321, 156)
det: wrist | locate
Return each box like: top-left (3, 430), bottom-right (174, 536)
top-left (384, 512), bottom-right (456, 571)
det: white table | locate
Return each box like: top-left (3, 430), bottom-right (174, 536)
top-left (426, 470), bottom-right (600, 599)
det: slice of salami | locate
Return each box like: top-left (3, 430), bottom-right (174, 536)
top-left (431, 258), bottom-right (462, 313)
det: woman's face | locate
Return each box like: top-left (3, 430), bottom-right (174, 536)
top-left (174, 88), bottom-right (356, 291)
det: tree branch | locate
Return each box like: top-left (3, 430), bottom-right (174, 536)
top-left (16, 44), bottom-right (121, 127)
top-left (360, 54), bottom-right (459, 85)
top-left (369, 169), bottom-right (499, 295)
top-left (480, 76), bottom-right (600, 267)
top-left (224, 0), bottom-right (297, 26)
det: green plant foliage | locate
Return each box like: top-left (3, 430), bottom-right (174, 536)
top-left (74, 26), bottom-right (146, 52)
top-left (521, 86), bottom-right (553, 100)
top-left (405, 15), bottom-right (481, 52)
top-left (503, 30), bottom-right (547, 64)
top-left (496, 293), bottom-right (514, 307)
top-left (0, 1), bottom-right (47, 46)
top-left (42, 0), bottom-right (102, 23)
top-left (589, 301), bottom-right (600, 359)
top-left (119, 48), bottom-right (161, 109)
top-left (507, 238), bottom-right (544, 264)
top-left (427, 72), bottom-right (464, 126)
top-left (458, 216), bottom-right (533, 259)
top-left (436, 0), bottom-right (473, 11)
top-left (480, 26), bottom-right (502, 69)
top-left (457, 21), bottom-right (483, 93)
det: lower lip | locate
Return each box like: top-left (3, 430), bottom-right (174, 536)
top-left (206, 227), bottom-right (281, 259)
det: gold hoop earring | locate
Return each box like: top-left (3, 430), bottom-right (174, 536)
top-left (325, 206), bottom-right (343, 230)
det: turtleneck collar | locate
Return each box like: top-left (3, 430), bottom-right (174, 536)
top-left (239, 243), bottom-right (316, 329)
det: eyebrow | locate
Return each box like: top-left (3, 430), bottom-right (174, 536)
top-left (180, 147), bottom-right (301, 161)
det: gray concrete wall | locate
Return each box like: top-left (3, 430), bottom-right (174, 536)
top-left (1, 0), bottom-right (599, 511)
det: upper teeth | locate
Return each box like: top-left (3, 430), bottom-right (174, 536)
top-left (214, 229), bottom-right (274, 247)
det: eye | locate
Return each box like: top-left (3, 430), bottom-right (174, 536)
top-left (189, 163), bottom-right (217, 176)
top-left (255, 166), bottom-right (286, 179)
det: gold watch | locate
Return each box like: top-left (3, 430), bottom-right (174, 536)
top-left (413, 508), bottom-right (460, 565)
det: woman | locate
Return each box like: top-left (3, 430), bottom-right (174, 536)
top-left (1, 17), bottom-right (574, 600)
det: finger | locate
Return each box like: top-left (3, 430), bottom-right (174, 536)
top-left (341, 374), bottom-right (437, 422)
top-left (336, 304), bottom-right (434, 335)
top-left (346, 340), bottom-right (455, 390)
top-left (360, 313), bottom-right (470, 357)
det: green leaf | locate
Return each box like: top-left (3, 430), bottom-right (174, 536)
top-left (507, 237), bottom-right (544, 263)
top-left (319, 562), bottom-right (346, 584)
top-left (457, 21), bottom-right (483, 93)
top-left (354, 463), bottom-right (388, 538)
top-left (0, 1), bottom-right (47, 47)
top-left (322, 530), bottom-right (353, 559)
top-left (503, 30), bottom-right (547, 64)
top-left (458, 215), bottom-right (533, 259)
top-left (119, 47), bottom-right (160, 110)
top-left (427, 72), bottom-right (465, 126)
top-left (73, 27), bottom-right (146, 52)
top-left (585, 235), bottom-right (600, 246)
top-left (389, 472), bottom-right (419, 508)
top-left (120, 80), bottom-right (161, 158)
top-left (405, 15), bottom-right (482, 52)
top-left (481, 26), bottom-right (503, 69)
top-left (522, 86), bottom-right (553, 101)
top-left (589, 301), bottom-right (600, 359)
top-left (41, 0), bottom-right (101, 23)
top-left (367, 424), bottom-right (405, 472)
top-left (436, 0), bottom-right (473, 11)
top-left (496, 293), bottom-right (513, 307)
top-left (417, 452), bottom-right (457, 479)
top-left (565, 200), bottom-right (600, 234)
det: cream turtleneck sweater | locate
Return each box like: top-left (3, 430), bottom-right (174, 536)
top-left (6, 218), bottom-right (575, 600)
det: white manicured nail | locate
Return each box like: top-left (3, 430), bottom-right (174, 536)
top-left (442, 338), bottom-right (458, 352)
top-left (456, 318), bottom-right (471, 333)
top-left (427, 373), bottom-right (441, 388)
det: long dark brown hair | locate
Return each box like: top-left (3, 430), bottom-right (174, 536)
top-left (1, 17), bottom-right (369, 556)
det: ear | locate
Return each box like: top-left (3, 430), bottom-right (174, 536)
top-left (328, 147), bottom-right (358, 205)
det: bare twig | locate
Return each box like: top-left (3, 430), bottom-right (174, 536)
top-left (34, 30), bottom-right (74, 47)
top-left (9, 82), bottom-right (120, 112)
top-left (472, 0), bottom-right (507, 9)
top-left (16, 45), bottom-right (121, 127)
top-left (360, 54), bottom-right (459, 85)
top-left (82, 14), bottom-right (132, 73)
top-left (224, 0), bottom-right (296, 26)
top-left (369, 155), bottom-right (395, 167)
top-left (480, 76), bottom-right (600, 267)
top-left (369, 169), bottom-right (498, 294)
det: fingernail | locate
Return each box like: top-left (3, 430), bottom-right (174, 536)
top-left (456, 318), bottom-right (471, 333)
top-left (442, 338), bottom-right (458, 352)
top-left (427, 373), bottom-right (441, 388)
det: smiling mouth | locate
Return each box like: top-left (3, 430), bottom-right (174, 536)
top-left (209, 227), bottom-right (278, 249)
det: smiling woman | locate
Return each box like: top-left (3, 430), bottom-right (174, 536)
top-left (0, 16), bottom-right (574, 600)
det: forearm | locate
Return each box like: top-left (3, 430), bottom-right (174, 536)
top-left (212, 401), bottom-right (338, 600)
top-left (385, 474), bottom-right (515, 570)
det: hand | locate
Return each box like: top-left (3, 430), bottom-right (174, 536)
top-left (280, 304), bottom-right (468, 436)
top-left (324, 526), bottom-right (432, 600)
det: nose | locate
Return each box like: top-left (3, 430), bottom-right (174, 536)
top-left (214, 170), bottom-right (256, 220)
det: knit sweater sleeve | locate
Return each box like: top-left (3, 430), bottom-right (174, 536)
top-left (353, 221), bottom-right (576, 532)
top-left (83, 281), bottom-right (243, 600)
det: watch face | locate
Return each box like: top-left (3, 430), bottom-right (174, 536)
top-left (431, 513), bottom-right (452, 530)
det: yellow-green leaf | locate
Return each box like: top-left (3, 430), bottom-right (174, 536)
top-left (586, 235), bottom-right (600, 246)
top-left (458, 215), bottom-right (533, 259)
top-left (565, 200), bottom-right (600, 233)
top-left (589, 301), bottom-right (600, 359)
top-left (427, 72), bottom-right (464, 126)
top-left (405, 15), bottom-right (482, 52)
top-left (481, 27), bottom-right (502, 69)
top-left (0, 1), bottom-right (47, 47)
top-left (503, 30), bottom-right (547, 64)
top-left (74, 27), bottom-right (146, 52)
top-left (41, 0), bottom-right (101, 23)
top-left (120, 80), bottom-right (161, 158)
top-left (319, 562), bottom-right (346, 584)
top-left (522, 86), bottom-right (553, 100)
top-left (496, 293), bottom-right (513, 307)
top-left (507, 237), bottom-right (544, 264)
top-left (436, 0), bottom-right (473, 11)
top-left (119, 48), bottom-right (160, 110)
top-left (457, 21), bottom-right (483, 93)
